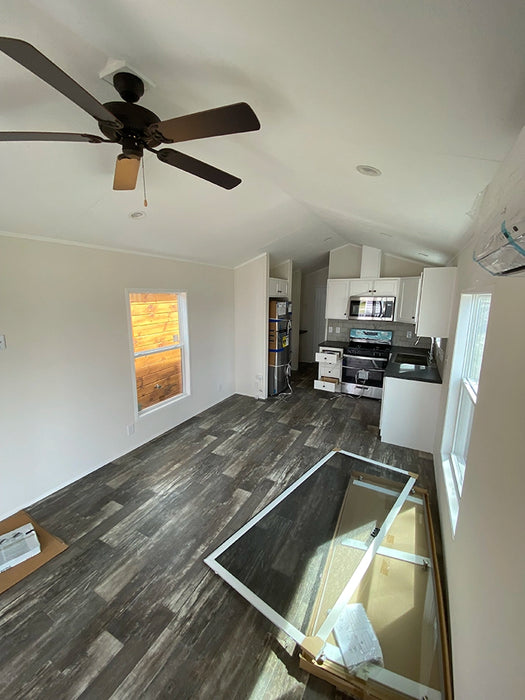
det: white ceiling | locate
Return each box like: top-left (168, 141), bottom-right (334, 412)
top-left (2, 0), bottom-right (525, 271)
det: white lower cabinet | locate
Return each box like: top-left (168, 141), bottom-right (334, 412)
top-left (379, 377), bottom-right (442, 452)
top-left (315, 347), bottom-right (343, 392)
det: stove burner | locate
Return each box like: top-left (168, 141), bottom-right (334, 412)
top-left (346, 341), bottom-right (391, 359)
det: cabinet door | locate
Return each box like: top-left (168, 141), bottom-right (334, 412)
top-left (380, 377), bottom-right (442, 452)
top-left (325, 279), bottom-right (351, 319)
top-left (348, 278), bottom-right (373, 296)
top-left (269, 277), bottom-right (288, 297)
top-left (278, 279), bottom-right (288, 296)
top-left (348, 278), bottom-right (399, 296)
top-left (373, 278), bottom-right (399, 296)
top-left (396, 277), bottom-right (420, 323)
top-left (416, 267), bottom-right (457, 337)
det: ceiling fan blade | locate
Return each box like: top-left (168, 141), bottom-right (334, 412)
top-left (148, 102), bottom-right (260, 144)
top-left (113, 155), bottom-right (140, 190)
top-left (0, 37), bottom-right (121, 128)
top-left (0, 131), bottom-right (106, 143)
top-left (156, 148), bottom-right (241, 189)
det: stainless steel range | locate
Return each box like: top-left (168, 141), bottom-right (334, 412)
top-left (341, 328), bottom-right (393, 399)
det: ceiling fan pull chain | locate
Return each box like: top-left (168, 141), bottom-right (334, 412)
top-left (142, 157), bottom-right (148, 207)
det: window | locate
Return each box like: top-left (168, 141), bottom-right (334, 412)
top-left (442, 293), bottom-right (491, 533)
top-left (128, 291), bottom-right (189, 413)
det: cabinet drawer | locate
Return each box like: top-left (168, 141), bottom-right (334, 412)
top-left (315, 351), bottom-right (342, 364)
top-left (314, 379), bottom-right (340, 393)
top-left (318, 363), bottom-right (342, 379)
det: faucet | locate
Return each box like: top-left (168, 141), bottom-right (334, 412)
top-left (428, 337), bottom-right (435, 365)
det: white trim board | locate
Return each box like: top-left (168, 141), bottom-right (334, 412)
top-left (341, 537), bottom-right (431, 567)
top-left (315, 475), bottom-right (416, 643)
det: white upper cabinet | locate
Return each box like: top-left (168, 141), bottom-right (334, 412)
top-left (349, 278), bottom-right (399, 297)
top-left (395, 276), bottom-right (420, 324)
top-left (269, 277), bottom-right (288, 297)
top-left (416, 267), bottom-right (457, 338)
top-left (325, 279), bottom-right (351, 319)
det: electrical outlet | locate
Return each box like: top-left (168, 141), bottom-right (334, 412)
top-left (406, 330), bottom-right (412, 339)
top-left (328, 326), bottom-right (333, 333)
top-left (335, 327), bottom-right (341, 334)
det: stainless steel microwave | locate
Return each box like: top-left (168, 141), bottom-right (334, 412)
top-left (347, 295), bottom-right (396, 321)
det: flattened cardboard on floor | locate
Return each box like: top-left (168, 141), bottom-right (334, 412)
top-left (0, 510), bottom-right (67, 594)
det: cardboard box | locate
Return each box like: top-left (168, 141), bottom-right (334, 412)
top-left (268, 328), bottom-right (289, 350)
top-left (269, 300), bottom-right (288, 318)
top-left (0, 511), bottom-right (67, 594)
top-left (320, 376), bottom-right (339, 384)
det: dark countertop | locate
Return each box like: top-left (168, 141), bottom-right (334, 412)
top-left (318, 340), bottom-right (348, 350)
top-left (318, 340), bottom-right (442, 384)
top-left (385, 345), bottom-right (442, 384)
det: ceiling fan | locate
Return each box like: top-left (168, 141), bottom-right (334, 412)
top-left (0, 37), bottom-right (261, 190)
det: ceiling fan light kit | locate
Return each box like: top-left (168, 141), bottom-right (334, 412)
top-left (0, 37), bottom-right (261, 191)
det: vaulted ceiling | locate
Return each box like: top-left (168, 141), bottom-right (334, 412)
top-left (2, 0), bottom-right (525, 270)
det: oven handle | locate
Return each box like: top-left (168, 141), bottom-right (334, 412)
top-left (343, 354), bottom-right (388, 361)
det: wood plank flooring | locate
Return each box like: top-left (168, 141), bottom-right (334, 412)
top-left (0, 364), bottom-right (442, 700)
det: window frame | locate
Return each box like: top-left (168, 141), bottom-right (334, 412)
top-left (441, 292), bottom-right (491, 534)
top-left (126, 288), bottom-right (190, 417)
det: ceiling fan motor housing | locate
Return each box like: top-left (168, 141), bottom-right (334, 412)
top-left (113, 71), bottom-right (144, 103)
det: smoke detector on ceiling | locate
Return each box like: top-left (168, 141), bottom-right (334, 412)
top-left (99, 58), bottom-right (156, 92)
top-left (356, 165), bottom-right (382, 177)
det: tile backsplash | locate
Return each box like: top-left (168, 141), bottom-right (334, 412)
top-left (325, 319), bottom-right (432, 348)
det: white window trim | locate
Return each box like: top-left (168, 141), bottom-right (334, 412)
top-left (440, 292), bottom-right (491, 535)
top-left (126, 288), bottom-right (191, 418)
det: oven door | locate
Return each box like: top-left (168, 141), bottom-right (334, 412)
top-left (342, 356), bottom-right (386, 388)
top-left (348, 296), bottom-right (395, 321)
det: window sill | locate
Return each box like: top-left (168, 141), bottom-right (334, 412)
top-left (137, 391), bottom-right (189, 418)
top-left (441, 454), bottom-right (460, 537)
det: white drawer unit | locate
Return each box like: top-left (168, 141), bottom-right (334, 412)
top-left (314, 379), bottom-right (341, 393)
top-left (318, 363), bottom-right (342, 380)
top-left (315, 350), bottom-right (342, 364)
top-left (315, 345), bottom-right (343, 392)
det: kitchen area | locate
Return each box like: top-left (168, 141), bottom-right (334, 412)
top-left (311, 246), bottom-right (457, 453)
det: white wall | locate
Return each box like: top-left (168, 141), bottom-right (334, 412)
top-left (328, 243), bottom-right (361, 278)
top-left (434, 253), bottom-right (525, 697)
top-left (329, 242), bottom-right (429, 278)
top-left (291, 267), bottom-right (302, 371)
top-left (234, 254), bottom-right (268, 398)
top-left (381, 253), bottom-right (427, 277)
top-left (0, 235), bottom-right (235, 519)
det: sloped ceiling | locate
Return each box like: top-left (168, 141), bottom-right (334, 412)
top-left (1, 0), bottom-right (525, 270)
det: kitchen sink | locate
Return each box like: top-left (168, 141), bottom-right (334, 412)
top-left (392, 352), bottom-right (429, 366)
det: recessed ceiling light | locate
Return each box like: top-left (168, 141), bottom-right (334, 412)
top-left (356, 165), bottom-right (382, 177)
top-left (129, 210), bottom-right (146, 220)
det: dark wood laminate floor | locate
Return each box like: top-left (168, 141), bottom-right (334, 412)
top-left (0, 364), bottom-right (442, 700)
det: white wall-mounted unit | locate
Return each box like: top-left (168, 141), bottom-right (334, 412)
top-left (472, 127), bottom-right (525, 277)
